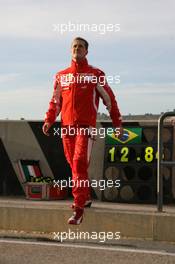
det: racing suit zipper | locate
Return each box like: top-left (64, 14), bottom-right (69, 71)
top-left (72, 74), bottom-right (75, 124)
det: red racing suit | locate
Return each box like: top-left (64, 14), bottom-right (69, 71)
top-left (44, 58), bottom-right (122, 208)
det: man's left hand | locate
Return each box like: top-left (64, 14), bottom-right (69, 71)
top-left (114, 126), bottom-right (124, 139)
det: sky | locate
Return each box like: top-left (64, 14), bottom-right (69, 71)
top-left (0, 0), bottom-right (175, 119)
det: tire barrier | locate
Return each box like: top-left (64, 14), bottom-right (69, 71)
top-left (102, 123), bottom-right (174, 204)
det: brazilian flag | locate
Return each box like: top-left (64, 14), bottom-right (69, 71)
top-left (106, 127), bottom-right (142, 144)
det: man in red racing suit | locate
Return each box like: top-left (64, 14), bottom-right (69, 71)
top-left (42, 37), bottom-right (123, 225)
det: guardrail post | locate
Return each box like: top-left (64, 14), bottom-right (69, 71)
top-left (157, 111), bottom-right (175, 212)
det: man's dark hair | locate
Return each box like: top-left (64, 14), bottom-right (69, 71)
top-left (73, 37), bottom-right (89, 50)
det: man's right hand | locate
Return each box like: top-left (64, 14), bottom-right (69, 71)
top-left (42, 122), bottom-right (51, 136)
top-left (171, 118), bottom-right (175, 126)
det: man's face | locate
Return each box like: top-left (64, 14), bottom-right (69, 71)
top-left (71, 40), bottom-right (88, 61)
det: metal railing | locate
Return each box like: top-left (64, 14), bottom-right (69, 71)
top-left (157, 111), bottom-right (175, 212)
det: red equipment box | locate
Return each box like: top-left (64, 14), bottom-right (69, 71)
top-left (24, 182), bottom-right (68, 200)
top-left (16, 159), bottom-right (68, 200)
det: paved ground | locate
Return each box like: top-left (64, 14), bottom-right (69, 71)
top-left (1, 196), bottom-right (175, 263)
top-left (0, 237), bottom-right (175, 264)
